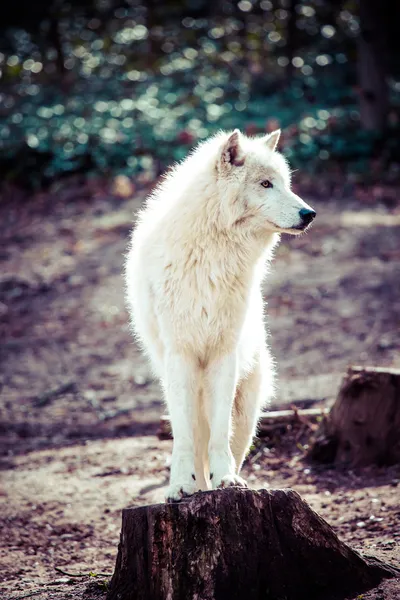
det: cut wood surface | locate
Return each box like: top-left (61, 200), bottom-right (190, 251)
top-left (309, 366), bottom-right (400, 466)
top-left (107, 488), bottom-right (398, 600)
top-left (158, 407), bottom-right (328, 440)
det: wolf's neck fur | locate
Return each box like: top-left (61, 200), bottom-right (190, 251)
top-left (162, 179), bottom-right (279, 287)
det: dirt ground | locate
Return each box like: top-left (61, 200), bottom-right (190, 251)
top-left (0, 178), bottom-right (399, 599)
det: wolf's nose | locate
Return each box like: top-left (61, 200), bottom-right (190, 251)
top-left (299, 208), bottom-right (316, 226)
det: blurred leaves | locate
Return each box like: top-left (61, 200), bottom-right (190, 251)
top-left (0, 0), bottom-right (399, 188)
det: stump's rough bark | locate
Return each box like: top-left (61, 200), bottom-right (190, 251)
top-left (107, 488), bottom-right (398, 600)
top-left (309, 366), bottom-right (400, 466)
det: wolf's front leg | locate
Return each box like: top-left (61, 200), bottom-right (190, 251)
top-left (164, 353), bottom-right (200, 502)
top-left (231, 356), bottom-right (271, 474)
top-left (206, 353), bottom-right (248, 490)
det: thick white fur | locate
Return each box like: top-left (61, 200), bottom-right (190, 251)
top-left (125, 129), bottom-right (315, 501)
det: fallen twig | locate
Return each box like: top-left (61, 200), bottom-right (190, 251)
top-left (54, 566), bottom-right (111, 578)
top-left (54, 567), bottom-right (85, 578)
top-left (94, 468), bottom-right (124, 477)
top-left (35, 382), bottom-right (76, 407)
top-left (9, 591), bottom-right (42, 600)
top-left (98, 407), bottom-right (132, 421)
top-left (158, 407), bottom-right (329, 440)
top-left (289, 403), bottom-right (320, 433)
top-left (248, 449), bottom-right (263, 464)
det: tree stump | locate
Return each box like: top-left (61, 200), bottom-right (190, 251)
top-left (107, 488), bottom-right (398, 600)
top-left (309, 366), bottom-right (400, 466)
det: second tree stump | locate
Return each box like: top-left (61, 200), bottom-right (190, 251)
top-left (309, 366), bottom-right (400, 466)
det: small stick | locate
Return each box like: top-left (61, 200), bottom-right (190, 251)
top-left (54, 566), bottom-right (111, 578)
top-left (35, 382), bottom-right (76, 407)
top-left (159, 407), bottom-right (329, 440)
top-left (9, 591), bottom-right (42, 600)
top-left (54, 566), bottom-right (85, 577)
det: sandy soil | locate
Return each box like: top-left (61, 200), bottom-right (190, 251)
top-left (0, 179), bottom-right (399, 599)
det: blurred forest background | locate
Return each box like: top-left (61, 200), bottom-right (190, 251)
top-left (0, 0), bottom-right (400, 189)
top-left (1, 4), bottom-right (400, 598)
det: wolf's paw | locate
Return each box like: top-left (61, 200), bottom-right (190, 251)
top-left (214, 474), bottom-right (248, 490)
top-left (165, 480), bottom-right (199, 503)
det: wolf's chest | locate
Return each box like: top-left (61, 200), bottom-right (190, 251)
top-left (158, 263), bottom-right (251, 351)
top-left (167, 263), bottom-right (246, 314)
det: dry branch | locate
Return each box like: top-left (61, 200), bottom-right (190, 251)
top-left (158, 407), bottom-right (328, 440)
top-left (34, 381), bottom-right (76, 407)
top-left (54, 566), bottom-right (111, 578)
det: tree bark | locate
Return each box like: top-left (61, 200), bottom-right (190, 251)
top-left (107, 488), bottom-right (398, 600)
top-left (357, 0), bottom-right (389, 131)
top-left (309, 366), bottom-right (400, 466)
top-left (286, 0), bottom-right (297, 82)
top-left (48, 15), bottom-right (66, 74)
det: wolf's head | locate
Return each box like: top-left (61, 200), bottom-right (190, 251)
top-left (216, 129), bottom-right (315, 235)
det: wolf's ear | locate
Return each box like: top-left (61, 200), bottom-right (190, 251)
top-left (264, 129), bottom-right (281, 151)
top-left (220, 129), bottom-right (245, 170)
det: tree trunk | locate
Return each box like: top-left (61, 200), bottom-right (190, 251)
top-left (107, 488), bottom-right (398, 600)
top-left (309, 366), bottom-right (400, 466)
top-left (286, 0), bottom-right (297, 82)
top-left (48, 11), bottom-right (66, 75)
top-left (357, 0), bottom-right (389, 131)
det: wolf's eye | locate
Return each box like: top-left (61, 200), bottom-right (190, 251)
top-left (261, 180), bottom-right (273, 189)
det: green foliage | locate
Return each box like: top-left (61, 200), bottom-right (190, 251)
top-left (0, 1), bottom-right (399, 186)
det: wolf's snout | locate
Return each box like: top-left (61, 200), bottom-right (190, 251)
top-left (299, 207), bottom-right (316, 227)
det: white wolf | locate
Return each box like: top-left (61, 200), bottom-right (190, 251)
top-left (125, 129), bottom-right (315, 501)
